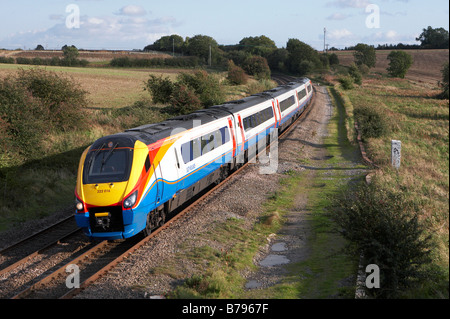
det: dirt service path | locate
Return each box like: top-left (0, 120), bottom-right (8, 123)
top-left (244, 85), bottom-right (368, 298)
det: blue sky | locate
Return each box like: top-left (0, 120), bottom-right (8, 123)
top-left (1, 0), bottom-right (448, 50)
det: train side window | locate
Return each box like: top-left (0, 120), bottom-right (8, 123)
top-left (214, 130), bottom-right (222, 148)
top-left (192, 138), bottom-right (201, 160)
top-left (243, 117), bottom-right (249, 131)
top-left (181, 142), bottom-right (192, 164)
top-left (222, 127), bottom-right (230, 144)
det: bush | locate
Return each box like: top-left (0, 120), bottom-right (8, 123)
top-left (331, 182), bottom-right (433, 298)
top-left (0, 56), bottom-right (14, 64)
top-left (170, 84), bottom-right (202, 114)
top-left (177, 71), bottom-right (225, 107)
top-left (354, 105), bottom-right (389, 139)
top-left (242, 56), bottom-right (271, 79)
top-left (145, 74), bottom-right (174, 104)
top-left (0, 68), bottom-right (88, 161)
top-left (348, 63), bottom-right (363, 85)
top-left (338, 75), bottom-right (354, 90)
top-left (227, 60), bottom-right (248, 85)
top-left (145, 71), bottom-right (225, 111)
top-left (387, 51), bottom-right (413, 78)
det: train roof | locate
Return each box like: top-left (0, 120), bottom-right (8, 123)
top-left (115, 77), bottom-right (311, 145)
top-left (210, 77), bottom-right (310, 113)
top-left (124, 107), bottom-right (231, 144)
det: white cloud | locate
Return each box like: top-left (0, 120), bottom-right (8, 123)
top-left (328, 0), bottom-right (370, 8)
top-left (327, 13), bottom-right (352, 20)
top-left (327, 28), bottom-right (354, 40)
top-left (1, 12), bottom-right (180, 50)
top-left (117, 5), bottom-right (147, 17)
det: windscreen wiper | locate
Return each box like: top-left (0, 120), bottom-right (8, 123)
top-left (88, 142), bottom-right (106, 167)
top-left (101, 142), bottom-right (119, 167)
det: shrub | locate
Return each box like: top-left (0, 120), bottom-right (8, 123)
top-left (387, 51), bottom-right (413, 78)
top-left (440, 62), bottom-right (449, 99)
top-left (177, 71), bottom-right (225, 107)
top-left (0, 56), bottom-right (14, 64)
top-left (354, 104), bottom-right (389, 139)
top-left (227, 60), bottom-right (248, 85)
top-left (328, 53), bottom-right (340, 66)
top-left (0, 68), bottom-right (88, 161)
top-left (242, 56), bottom-right (271, 79)
top-left (348, 63), bottom-right (363, 85)
top-left (145, 74), bottom-right (174, 104)
top-left (338, 75), bottom-right (354, 90)
top-left (353, 43), bottom-right (376, 68)
top-left (331, 182), bottom-right (433, 298)
top-left (170, 84), bottom-right (202, 114)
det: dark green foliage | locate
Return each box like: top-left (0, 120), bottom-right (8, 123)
top-left (353, 43), bottom-right (376, 68)
top-left (145, 71), bottom-right (225, 113)
top-left (170, 84), bottom-right (202, 114)
top-left (242, 56), bottom-right (271, 79)
top-left (331, 183), bottom-right (434, 298)
top-left (177, 71), bottom-right (225, 107)
top-left (348, 63), bottom-right (362, 85)
top-left (238, 35), bottom-right (277, 57)
top-left (387, 51), bottom-right (413, 78)
top-left (267, 48), bottom-right (289, 73)
top-left (0, 68), bottom-right (88, 161)
top-left (354, 105), bottom-right (389, 139)
top-left (286, 38), bottom-right (321, 76)
top-left (328, 53), bottom-right (340, 66)
top-left (416, 26), bottom-right (449, 49)
top-left (227, 60), bottom-right (248, 85)
top-left (110, 56), bottom-right (199, 68)
top-left (338, 76), bottom-right (354, 90)
top-left (145, 75), bottom-right (174, 104)
top-left (144, 34), bottom-right (184, 53)
top-left (0, 56), bottom-right (15, 64)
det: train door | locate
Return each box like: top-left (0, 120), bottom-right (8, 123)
top-left (227, 117), bottom-right (236, 158)
top-left (153, 162), bottom-right (164, 205)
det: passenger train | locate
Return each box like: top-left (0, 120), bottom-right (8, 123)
top-left (74, 78), bottom-right (314, 240)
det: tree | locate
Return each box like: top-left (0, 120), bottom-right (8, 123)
top-left (387, 51), bottom-right (413, 78)
top-left (62, 45), bottom-right (79, 66)
top-left (416, 26), bottom-right (449, 49)
top-left (353, 43), bottom-right (376, 68)
top-left (242, 56), bottom-right (271, 79)
top-left (267, 48), bottom-right (289, 73)
top-left (238, 35), bottom-right (277, 57)
top-left (34, 44), bottom-right (44, 51)
top-left (286, 38), bottom-right (320, 75)
top-left (185, 35), bottom-right (219, 65)
top-left (144, 35), bottom-right (184, 53)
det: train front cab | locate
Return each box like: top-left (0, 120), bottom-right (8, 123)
top-left (74, 134), bottom-right (153, 240)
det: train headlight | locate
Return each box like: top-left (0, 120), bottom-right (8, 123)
top-left (123, 191), bottom-right (138, 209)
top-left (75, 199), bottom-right (84, 212)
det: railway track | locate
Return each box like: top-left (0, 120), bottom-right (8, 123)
top-left (1, 79), bottom-right (315, 299)
top-left (271, 74), bottom-right (298, 85)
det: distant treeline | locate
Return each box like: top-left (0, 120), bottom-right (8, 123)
top-left (0, 56), bottom-right (89, 67)
top-left (109, 56), bottom-right (201, 68)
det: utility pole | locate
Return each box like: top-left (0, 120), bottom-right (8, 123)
top-left (324, 27), bottom-right (326, 53)
top-left (209, 44), bottom-right (212, 67)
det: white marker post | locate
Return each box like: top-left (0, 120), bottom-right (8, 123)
top-left (391, 140), bottom-right (401, 169)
